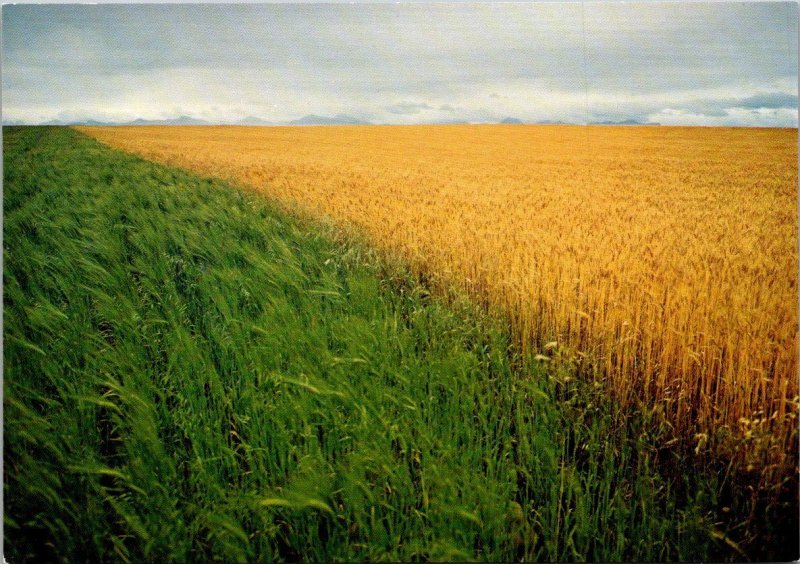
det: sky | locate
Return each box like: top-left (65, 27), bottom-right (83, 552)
top-left (2, 2), bottom-right (798, 126)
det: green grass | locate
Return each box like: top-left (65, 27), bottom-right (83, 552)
top-left (2, 126), bottom-right (789, 562)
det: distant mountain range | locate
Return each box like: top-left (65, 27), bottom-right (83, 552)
top-left (127, 116), bottom-right (210, 126)
top-left (592, 119), bottom-right (660, 126)
top-left (236, 116), bottom-right (274, 126)
top-left (14, 115), bottom-right (213, 127)
top-left (3, 114), bottom-right (369, 127)
top-left (2, 114), bottom-right (660, 127)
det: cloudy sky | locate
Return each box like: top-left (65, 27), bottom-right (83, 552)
top-left (2, 2), bottom-right (797, 126)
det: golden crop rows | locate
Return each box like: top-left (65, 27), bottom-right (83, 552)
top-left (78, 124), bottom-right (798, 470)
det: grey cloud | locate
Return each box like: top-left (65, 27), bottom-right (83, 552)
top-left (648, 106), bottom-right (797, 127)
top-left (736, 92), bottom-right (798, 110)
top-left (676, 92), bottom-right (798, 118)
top-left (586, 86), bottom-right (799, 128)
top-left (386, 101), bottom-right (434, 115)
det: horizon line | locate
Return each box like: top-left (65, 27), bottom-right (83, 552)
top-left (6, 123), bottom-right (796, 130)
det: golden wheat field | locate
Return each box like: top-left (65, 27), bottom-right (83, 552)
top-left (77, 124), bottom-right (798, 470)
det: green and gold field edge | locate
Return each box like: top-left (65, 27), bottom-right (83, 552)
top-left (3, 126), bottom-right (795, 562)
